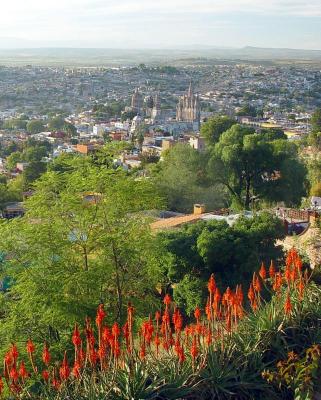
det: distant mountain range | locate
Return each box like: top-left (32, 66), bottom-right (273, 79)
top-left (0, 43), bottom-right (321, 66)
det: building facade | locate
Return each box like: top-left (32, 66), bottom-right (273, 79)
top-left (131, 88), bottom-right (143, 114)
top-left (176, 83), bottom-right (200, 127)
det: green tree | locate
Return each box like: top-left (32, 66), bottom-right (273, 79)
top-left (210, 124), bottom-right (306, 209)
top-left (132, 124), bottom-right (148, 150)
top-left (200, 116), bottom-right (236, 146)
top-left (6, 151), bottom-right (23, 170)
top-left (23, 161), bottom-right (47, 184)
top-left (2, 142), bottom-right (19, 157)
top-left (310, 182), bottom-right (321, 197)
top-left (307, 156), bottom-right (321, 187)
top-left (0, 166), bottom-right (163, 350)
top-left (308, 131), bottom-right (321, 150)
top-left (26, 120), bottom-right (45, 134)
top-left (236, 104), bottom-right (258, 117)
top-left (3, 119), bottom-right (27, 130)
top-left (157, 213), bottom-right (285, 313)
top-left (154, 144), bottom-right (226, 213)
top-left (24, 146), bottom-right (48, 162)
top-left (63, 122), bottom-right (78, 137)
top-left (48, 116), bottom-right (65, 131)
top-left (311, 108), bottom-right (321, 133)
top-left (260, 128), bottom-right (287, 141)
top-left (121, 111), bottom-right (136, 122)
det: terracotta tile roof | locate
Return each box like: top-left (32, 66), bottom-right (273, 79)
top-left (150, 213), bottom-right (209, 231)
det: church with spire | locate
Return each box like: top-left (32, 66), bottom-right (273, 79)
top-left (176, 82), bottom-right (200, 128)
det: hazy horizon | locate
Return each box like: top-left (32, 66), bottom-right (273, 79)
top-left (0, 0), bottom-right (321, 50)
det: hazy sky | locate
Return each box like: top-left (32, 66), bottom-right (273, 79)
top-left (0, 0), bottom-right (321, 49)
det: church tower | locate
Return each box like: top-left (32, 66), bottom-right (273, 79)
top-left (176, 82), bottom-right (200, 125)
top-left (151, 92), bottom-right (162, 122)
top-left (131, 88), bottom-right (143, 114)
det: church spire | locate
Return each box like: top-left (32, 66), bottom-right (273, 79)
top-left (188, 80), bottom-right (193, 97)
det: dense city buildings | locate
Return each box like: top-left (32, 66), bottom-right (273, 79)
top-left (0, 59), bottom-right (320, 177)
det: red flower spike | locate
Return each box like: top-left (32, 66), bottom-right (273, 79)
top-left (194, 307), bottom-right (201, 321)
top-left (284, 293), bottom-right (292, 316)
top-left (102, 326), bottom-right (111, 344)
top-left (269, 260), bottom-right (276, 279)
top-left (178, 347), bottom-right (185, 363)
top-left (10, 344), bottom-right (19, 361)
top-left (259, 262), bottom-right (267, 280)
top-left (9, 367), bottom-right (19, 383)
top-left (59, 351), bottom-right (70, 381)
top-left (42, 370), bottom-right (49, 381)
top-left (190, 337), bottom-right (198, 360)
top-left (163, 294), bottom-right (171, 306)
top-left (26, 339), bottom-right (35, 354)
top-left (0, 377), bottom-right (4, 395)
top-left (253, 275), bottom-right (262, 293)
top-left (248, 284), bottom-right (255, 303)
top-left (208, 274), bottom-right (216, 294)
top-left (95, 304), bottom-right (106, 328)
top-left (72, 361), bottom-right (81, 379)
top-left (42, 343), bottom-right (51, 365)
top-left (72, 324), bottom-right (82, 347)
top-left (52, 378), bottom-right (61, 390)
top-left (273, 272), bottom-right (282, 292)
top-left (112, 322), bottom-right (121, 338)
top-left (18, 361), bottom-right (29, 379)
top-left (214, 288), bottom-right (221, 306)
top-left (296, 257), bottom-right (303, 272)
top-left (173, 308), bottom-right (183, 333)
top-left (139, 344), bottom-right (146, 359)
top-left (155, 310), bottom-right (161, 322)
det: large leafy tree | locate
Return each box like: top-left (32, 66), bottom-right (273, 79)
top-left (200, 115), bottom-right (236, 146)
top-left (311, 108), bottom-right (321, 133)
top-left (26, 120), bottom-right (45, 134)
top-left (0, 163), bottom-right (163, 350)
top-left (308, 108), bottom-right (321, 150)
top-left (210, 124), bottom-right (306, 209)
top-left (154, 143), bottom-right (227, 213)
top-left (157, 213), bottom-right (285, 313)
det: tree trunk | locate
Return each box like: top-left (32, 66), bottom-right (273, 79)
top-left (244, 177), bottom-right (251, 210)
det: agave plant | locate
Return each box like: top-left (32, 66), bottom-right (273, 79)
top-left (111, 362), bottom-right (164, 400)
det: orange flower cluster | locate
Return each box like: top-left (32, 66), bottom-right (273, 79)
top-left (0, 248), bottom-right (309, 395)
top-left (247, 248), bottom-right (307, 317)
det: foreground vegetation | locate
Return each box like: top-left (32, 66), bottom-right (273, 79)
top-left (0, 109), bottom-right (319, 398)
top-left (0, 249), bottom-right (321, 399)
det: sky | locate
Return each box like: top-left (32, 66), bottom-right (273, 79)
top-left (0, 0), bottom-right (321, 49)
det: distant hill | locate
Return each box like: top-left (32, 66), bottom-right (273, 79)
top-left (0, 46), bottom-right (321, 66)
top-left (235, 46), bottom-right (321, 60)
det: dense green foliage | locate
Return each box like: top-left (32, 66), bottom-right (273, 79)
top-left (26, 120), bottom-right (45, 134)
top-left (200, 115), bottom-right (236, 145)
top-left (153, 143), bottom-right (227, 213)
top-left (307, 108), bottom-right (321, 150)
top-left (0, 161), bottom-right (163, 352)
top-left (157, 212), bottom-right (285, 313)
top-left (209, 124), bottom-right (307, 209)
top-left (311, 108), bottom-right (321, 133)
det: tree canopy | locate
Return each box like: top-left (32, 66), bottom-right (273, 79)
top-left (209, 124), bottom-right (306, 209)
top-left (0, 164), bottom-right (163, 351)
top-left (153, 143), bottom-right (227, 213)
top-left (311, 108), bottom-right (321, 133)
top-left (156, 212), bottom-right (285, 314)
top-left (26, 120), bottom-right (45, 134)
top-left (200, 116), bottom-right (236, 146)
